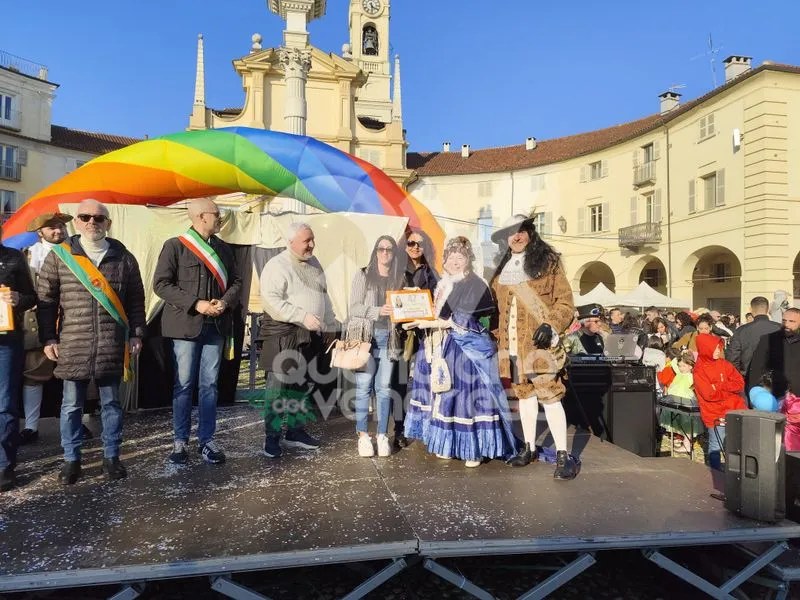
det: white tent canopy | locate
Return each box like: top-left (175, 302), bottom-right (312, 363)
top-left (573, 282), bottom-right (618, 307)
top-left (614, 281), bottom-right (691, 310)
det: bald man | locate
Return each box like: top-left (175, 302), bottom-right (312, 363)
top-left (153, 198), bottom-right (241, 466)
top-left (37, 199), bottom-right (146, 485)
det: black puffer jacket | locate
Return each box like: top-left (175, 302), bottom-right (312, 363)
top-left (0, 244), bottom-right (37, 342)
top-left (36, 235), bottom-right (146, 381)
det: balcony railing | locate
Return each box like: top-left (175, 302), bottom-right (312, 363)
top-left (0, 50), bottom-right (48, 80)
top-left (0, 109), bottom-right (21, 131)
top-left (618, 221), bottom-right (662, 249)
top-left (633, 161), bottom-right (656, 186)
top-left (0, 162), bottom-right (22, 181)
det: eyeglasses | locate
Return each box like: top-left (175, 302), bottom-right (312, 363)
top-left (377, 247), bottom-right (394, 254)
top-left (406, 241), bottom-right (423, 248)
top-left (76, 214), bottom-right (108, 223)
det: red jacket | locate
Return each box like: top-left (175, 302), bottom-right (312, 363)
top-left (693, 334), bottom-right (746, 427)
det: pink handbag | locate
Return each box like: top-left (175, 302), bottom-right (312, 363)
top-left (782, 392), bottom-right (800, 451)
top-left (327, 317), bottom-right (371, 371)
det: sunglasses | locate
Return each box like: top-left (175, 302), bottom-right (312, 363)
top-left (76, 214), bottom-right (109, 223)
top-left (377, 247), bottom-right (394, 254)
top-left (406, 241), bottom-right (424, 248)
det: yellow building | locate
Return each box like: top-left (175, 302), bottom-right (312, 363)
top-left (408, 57), bottom-right (800, 317)
top-left (0, 50), bottom-right (139, 220)
top-left (189, 0), bottom-right (411, 198)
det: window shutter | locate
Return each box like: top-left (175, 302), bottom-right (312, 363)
top-left (580, 166), bottom-right (587, 183)
top-left (577, 207), bottom-right (585, 233)
top-left (601, 160), bottom-right (609, 178)
top-left (654, 189), bottom-right (662, 222)
top-left (601, 202), bottom-right (610, 231)
top-left (653, 140), bottom-right (661, 161)
top-left (632, 150), bottom-right (640, 167)
top-left (17, 148), bottom-right (27, 166)
top-left (699, 117), bottom-right (707, 139)
top-left (544, 212), bottom-right (553, 237)
top-left (630, 196), bottom-right (638, 225)
top-left (708, 114), bottom-right (715, 136)
top-left (716, 169), bottom-right (725, 206)
top-left (688, 179), bottom-right (696, 213)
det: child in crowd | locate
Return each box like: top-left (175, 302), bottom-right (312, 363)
top-left (749, 371), bottom-right (780, 412)
top-left (781, 390), bottom-right (800, 451)
top-left (658, 351), bottom-right (704, 454)
top-left (692, 333), bottom-right (746, 471)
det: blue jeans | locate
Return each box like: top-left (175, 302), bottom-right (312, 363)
top-left (61, 377), bottom-right (123, 461)
top-left (355, 329), bottom-right (395, 435)
top-left (0, 340), bottom-right (23, 470)
top-left (172, 324), bottom-right (223, 445)
top-left (708, 424), bottom-right (726, 470)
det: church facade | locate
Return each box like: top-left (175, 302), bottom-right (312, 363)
top-left (188, 0), bottom-right (411, 197)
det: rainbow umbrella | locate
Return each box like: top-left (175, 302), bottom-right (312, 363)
top-left (1, 127), bottom-right (443, 258)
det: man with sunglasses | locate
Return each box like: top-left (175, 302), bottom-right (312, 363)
top-left (563, 304), bottom-right (607, 356)
top-left (153, 198), bottom-right (241, 466)
top-left (37, 199), bottom-right (146, 485)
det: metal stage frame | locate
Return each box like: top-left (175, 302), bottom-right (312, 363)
top-left (1, 407), bottom-right (798, 600)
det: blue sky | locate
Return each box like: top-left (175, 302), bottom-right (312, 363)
top-left (2, 0), bottom-right (799, 152)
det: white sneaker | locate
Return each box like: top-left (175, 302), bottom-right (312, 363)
top-left (358, 435), bottom-right (375, 457)
top-left (376, 434), bottom-right (391, 457)
top-left (436, 454), bottom-right (453, 460)
top-left (465, 460), bottom-right (481, 468)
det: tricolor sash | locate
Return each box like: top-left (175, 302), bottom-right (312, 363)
top-left (50, 242), bottom-right (134, 381)
top-left (177, 229), bottom-right (235, 360)
top-left (178, 229), bottom-right (228, 293)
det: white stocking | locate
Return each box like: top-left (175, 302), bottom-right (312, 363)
top-left (543, 401), bottom-right (568, 452)
top-left (518, 396), bottom-right (539, 445)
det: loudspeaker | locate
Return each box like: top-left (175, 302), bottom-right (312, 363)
top-left (724, 410), bottom-right (786, 522)
top-left (786, 452), bottom-right (800, 523)
top-left (607, 389), bottom-right (657, 457)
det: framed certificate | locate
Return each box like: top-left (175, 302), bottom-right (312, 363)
top-left (0, 286), bottom-right (13, 332)
top-left (387, 289), bottom-right (435, 323)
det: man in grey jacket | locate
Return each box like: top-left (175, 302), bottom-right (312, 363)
top-left (37, 200), bottom-right (146, 485)
top-left (727, 296), bottom-right (782, 391)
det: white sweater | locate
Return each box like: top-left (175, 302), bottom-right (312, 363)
top-left (260, 249), bottom-right (335, 328)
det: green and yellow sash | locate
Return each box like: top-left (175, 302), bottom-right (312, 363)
top-left (51, 242), bottom-right (134, 381)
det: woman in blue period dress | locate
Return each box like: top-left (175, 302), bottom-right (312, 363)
top-left (403, 237), bottom-right (515, 467)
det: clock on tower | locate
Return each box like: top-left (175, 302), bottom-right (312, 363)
top-left (362, 0), bottom-right (381, 15)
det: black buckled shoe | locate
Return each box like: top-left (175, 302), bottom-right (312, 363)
top-left (102, 457), bottom-right (128, 481)
top-left (19, 429), bottom-right (39, 445)
top-left (0, 467), bottom-right (16, 492)
top-left (507, 442), bottom-right (537, 467)
top-left (393, 433), bottom-right (410, 451)
top-left (553, 451), bottom-right (578, 481)
top-left (59, 460), bottom-right (82, 485)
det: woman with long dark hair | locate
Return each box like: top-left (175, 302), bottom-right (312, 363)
top-left (489, 215), bottom-right (578, 480)
top-left (349, 235), bottom-right (404, 457)
top-left (400, 228), bottom-right (439, 291)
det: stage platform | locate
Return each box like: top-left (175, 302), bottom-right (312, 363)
top-left (1, 405), bottom-right (799, 600)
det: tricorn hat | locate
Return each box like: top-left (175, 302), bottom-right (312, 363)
top-left (26, 212), bottom-right (73, 232)
top-left (491, 214), bottom-right (535, 244)
top-left (577, 303), bottom-right (604, 320)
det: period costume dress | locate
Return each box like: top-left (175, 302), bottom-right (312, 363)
top-left (404, 271), bottom-right (515, 462)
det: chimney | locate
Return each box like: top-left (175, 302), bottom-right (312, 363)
top-left (461, 144), bottom-right (470, 158)
top-left (723, 55), bottom-right (752, 82)
top-left (658, 91), bottom-right (681, 114)
top-left (525, 137), bottom-right (537, 150)
top-left (442, 141), bottom-right (451, 153)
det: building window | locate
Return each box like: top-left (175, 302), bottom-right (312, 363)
top-left (0, 189), bottom-right (16, 214)
top-left (643, 268), bottom-right (661, 288)
top-left (699, 114), bottom-right (716, 140)
top-left (478, 181), bottom-right (493, 198)
top-left (589, 161), bottom-right (602, 181)
top-left (645, 191), bottom-right (662, 222)
top-left (356, 147), bottom-right (381, 166)
top-left (711, 262), bottom-right (730, 283)
top-left (0, 94), bottom-right (13, 122)
top-left (642, 143), bottom-right (654, 164)
top-left (532, 212), bottom-right (552, 237)
top-left (702, 169), bottom-right (725, 210)
top-left (422, 183), bottom-right (437, 201)
top-left (0, 144), bottom-right (19, 180)
top-left (589, 204), bottom-right (603, 232)
top-left (530, 174), bottom-right (546, 192)
top-left (477, 206), bottom-right (493, 243)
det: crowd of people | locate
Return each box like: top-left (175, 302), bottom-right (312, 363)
top-left (2, 203), bottom-right (798, 495)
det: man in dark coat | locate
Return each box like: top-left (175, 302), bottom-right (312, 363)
top-left (748, 308), bottom-right (800, 399)
top-left (0, 223), bottom-right (37, 492)
top-left (153, 198), bottom-right (241, 466)
top-left (37, 200), bottom-right (146, 485)
top-left (726, 296), bottom-right (781, 391)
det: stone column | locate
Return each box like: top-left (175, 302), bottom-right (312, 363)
top-left (278, 48), bottom-right (312, 214)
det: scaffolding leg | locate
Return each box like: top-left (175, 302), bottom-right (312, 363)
top-left (107, 583), bottom-right (145, 600)
top-left (210, 575), bottom-right (274, 600)
top-left (516, 552), bottom-right (596, 600)
top-left (340, 557), bottom-right (411, 600)
top-left (644, 542), bottom-right (788, 600)
top-left (423, 558), bottom-right (495, 600)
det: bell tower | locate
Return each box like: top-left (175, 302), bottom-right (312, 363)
top-left (349, 0), bottom-right (393, 123)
